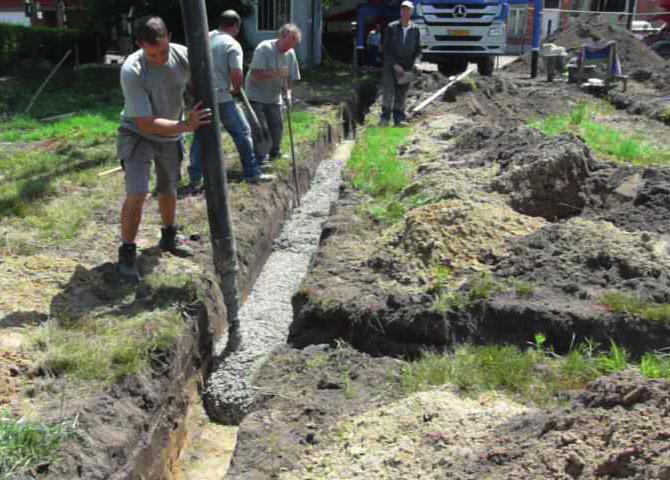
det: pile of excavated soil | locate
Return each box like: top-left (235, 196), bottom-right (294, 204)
top-left (507, 15), bottom-right (670, 82)
top-left (456, 370), bottom-right (670, 479)
top-left (370, 199), bottom-right (546, 286)
top-left (583, 163), bottom-right (670, 234)
top-left (494, 217), bottom-right (670, 303)
top-left (232, 345), bottom-right (670, 480)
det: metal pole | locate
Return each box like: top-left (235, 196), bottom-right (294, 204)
top-left (626, 0), bottom-right (637, 30)
top-left (180, 0), bottom-right (240, 331)
top-left (283, 86), bottom-right (300, 207)
top-left (25, 49), bottom-right (71, 114)
top-left (531, 0), bottom-right (543, 78)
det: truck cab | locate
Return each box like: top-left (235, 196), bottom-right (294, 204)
top-left (413, 0), bottom-right (509, 75)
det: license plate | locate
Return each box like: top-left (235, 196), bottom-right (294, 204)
top-left (448, 29), bottom-right (470, 36)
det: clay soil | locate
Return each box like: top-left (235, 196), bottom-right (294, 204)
top-left (229, 62), bottom-right (670, 478)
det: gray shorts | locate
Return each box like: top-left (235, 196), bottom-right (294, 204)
top-left (116, 128), bottom-right (184, 196)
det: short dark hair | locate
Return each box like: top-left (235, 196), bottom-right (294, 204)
top-left (219, 9), bottom-right (241, 28)
top-left (135, 16), bottom-right (168, 45)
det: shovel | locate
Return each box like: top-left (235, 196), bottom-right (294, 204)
top-left (282, 81), bottom-right (300, 207)
top-left (239, 88), bottom-right (272, 160)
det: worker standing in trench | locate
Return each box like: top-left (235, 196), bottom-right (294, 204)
top-left (244, 24), bottom-right (302, 170)
top-left (380, 0), bottom-right (422, 127)
top-left (116, 16), bottom-right (212, 280)
top-left (186, 10), bottom-right (274, 189)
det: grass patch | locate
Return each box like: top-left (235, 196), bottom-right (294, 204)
top-left (347, 126), bottom-right (411, 197)
top-left (601, 291), bottom-right (670, 324)
top-left (531, 102), bottom-right (670, 166)
top-left (34, 308), bottom-right (184, 382)
top-left (347, 126), bottom-right (412, 224)
top-left (0, 412), bottom-right (74, 480)
top-left (399, 337), bottom-right (667, 406)
top-left (432, 272), bottom-right (505, 313)
top-left (273, 110), bottom-right (332, 174)
top-left (0, 110), bottom-right (118, 143)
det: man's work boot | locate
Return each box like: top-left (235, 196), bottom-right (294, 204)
top-left (118, 243), bottom-right (141, 281)
top-left (393, 111), bottom-right (408, 127)
top-left (379, 108), bottom-right (391, 127)
top-left (159, 225), bottom-right (194, 258)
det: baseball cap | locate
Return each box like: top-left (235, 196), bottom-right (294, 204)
top-left (401, 1), bottom-right (415, 8)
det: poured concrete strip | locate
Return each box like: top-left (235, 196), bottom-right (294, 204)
top-left (204, 140), bottom-right (355, 425)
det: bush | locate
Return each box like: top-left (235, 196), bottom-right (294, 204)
top-left (0, 24), bottom-right (98, 70)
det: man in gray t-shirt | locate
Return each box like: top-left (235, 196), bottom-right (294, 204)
top-left (117, 16), bottom-right (211, 279)
top-left (188, 10), bottom-right (271, 187)
top-left (245, 23), bottom-right (301, 165)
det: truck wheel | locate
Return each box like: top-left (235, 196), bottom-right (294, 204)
top-left (438, 60), bottom-right (468, 77)
top-left (477, 57), bottom-right (495, 76)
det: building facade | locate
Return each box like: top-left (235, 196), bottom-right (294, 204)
top-left (243, 0), bottom-right (324, 68)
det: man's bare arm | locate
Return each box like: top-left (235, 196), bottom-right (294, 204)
top-left (229, 69), bottom-right (243, 95)
top-left (135, 102), bottom-right (212, 136)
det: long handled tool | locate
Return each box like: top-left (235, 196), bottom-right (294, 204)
top-left (282, 81), bottom-right (300, 207)
top-left (239, 88), bottom-right (272, 158)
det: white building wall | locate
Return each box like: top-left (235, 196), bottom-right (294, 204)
top-left (0, 11), bottom-right (30, 26)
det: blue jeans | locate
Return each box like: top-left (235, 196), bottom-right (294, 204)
top-left (250, 102), bottom-right (283, 160)
top-left (188, 100), bottom-right (260, 183)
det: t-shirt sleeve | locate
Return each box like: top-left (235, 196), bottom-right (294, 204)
top-left (120, 66), bottom-right (152, 118)
top-left (250, 44), bottom-right (270, 70)
top-left (229, 44), bottom-right (243, 71)
top-left (289, 50), bottom-right (301, 81)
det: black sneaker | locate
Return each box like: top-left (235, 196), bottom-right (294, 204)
top-left (118, 243), bottom-right (141, 281)
top-left (159, 226), bottom-right (194, 257)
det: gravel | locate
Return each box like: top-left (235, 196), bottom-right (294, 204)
top-left (204, 141), bottom-right (355, 425)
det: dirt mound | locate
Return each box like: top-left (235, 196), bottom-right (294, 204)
top-left (490, 131), bottom-right (594, 220)
top-left (468, 370), bottom-right (670, 479)
top-left (494, 218), bottom-right (670, 303)
top-left (507, 15), bottom-right (670, 81)
top-left (584, 164), bottom-right (670, 234)
top-left (436, 124), bottom-right (595, 220)
top-left (371, 199), bottom-right (546, 285)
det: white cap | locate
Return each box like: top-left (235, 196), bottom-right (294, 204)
top-left (401, 1), bottom-right (415, 9)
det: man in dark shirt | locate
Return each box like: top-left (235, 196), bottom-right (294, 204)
top-left (380, 1), bottom-right (422, 127)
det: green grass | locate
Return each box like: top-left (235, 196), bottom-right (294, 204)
top-left (347, 126), bottom-right (412, 224)
top-left (0, 412), bottom-right (73, 480)
top-left (348, 126), bottom-right (412, 197)
top-left (432, 272), bottom-right (505, 313)
top-left (399, 338), bottom-right (668, 406)
top-left (531, 102), bottom-right (670, 166)
top-left (0, 111), bottom-right (119, 143)
top-left (274, 111), bottom-right (332, 174)
top-left (0, 75), bottom-right (121, 219)
top-left (601, 291), bottom-right (670, 324)
top-left (0, 143), bottom-right (117, 221)
top-left (34, 308), bottom-right (184, 382)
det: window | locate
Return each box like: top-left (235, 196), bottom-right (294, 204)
top-left (508, 7), bottom-right (528, 38)
top-left (258, 0), bottom-right (292, 31)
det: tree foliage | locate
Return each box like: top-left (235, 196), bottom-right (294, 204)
top-left (81, 0), bottom-right (255, 41)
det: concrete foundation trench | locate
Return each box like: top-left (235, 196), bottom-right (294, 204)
top-left (96, 107), bottom-right (358, 479)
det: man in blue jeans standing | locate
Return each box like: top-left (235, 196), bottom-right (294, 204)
top-left (188, 10), bottom-right (273, 187)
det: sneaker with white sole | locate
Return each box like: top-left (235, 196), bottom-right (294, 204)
top-left (246, 174), bottom-right (275, 184)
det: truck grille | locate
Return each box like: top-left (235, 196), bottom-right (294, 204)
top-left (434, 35), bottom-right (483, 41)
